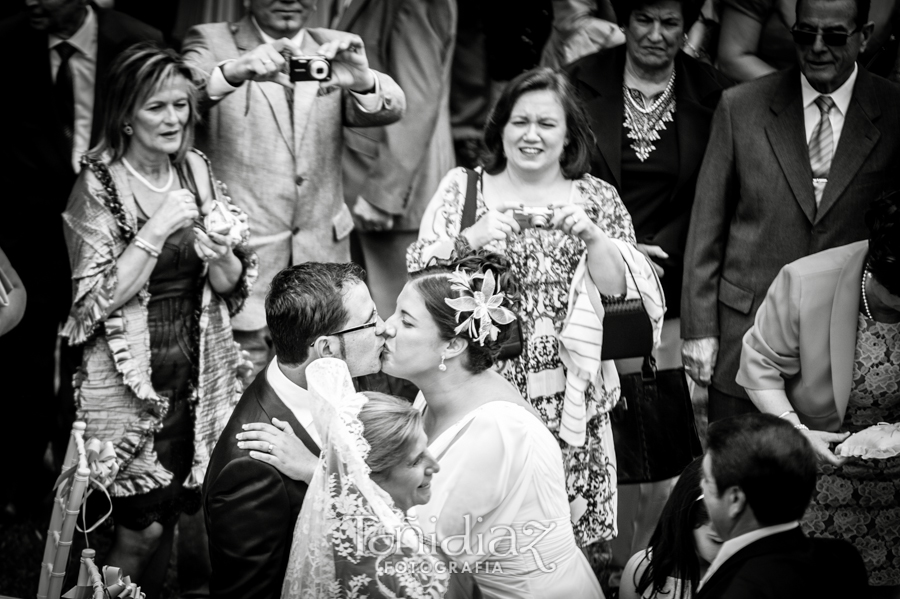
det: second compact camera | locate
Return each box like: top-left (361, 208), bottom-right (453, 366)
top-left (511, 206), bottom-right (554, 229)
top-left (289, 55), bottom-right (332, 82)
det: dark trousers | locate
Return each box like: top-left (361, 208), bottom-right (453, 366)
top-left (0, 303), bottom-right (72, 517)
top-left (708, 385), bottom-right (759, 423)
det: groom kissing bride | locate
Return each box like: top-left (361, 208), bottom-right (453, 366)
top-left (203, 262), bottom-right (390, 599)
top-left (206, 254), bottom-right (604, 598)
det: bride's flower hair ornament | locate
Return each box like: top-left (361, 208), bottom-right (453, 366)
top-left (444, 267), bottom-right (516, 345)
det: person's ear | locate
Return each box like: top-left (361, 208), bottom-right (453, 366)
top-left (725, 486), bottom-right (747, 520)
top-left (859, 21), bottom-right (875, 53)
top-left (443, 336), bottom-right (468, 360)
top-left (312, 335), bottom-right (342, 360)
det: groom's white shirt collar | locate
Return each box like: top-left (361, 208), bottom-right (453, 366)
top-left (267, 357), bottom-right (321, 447)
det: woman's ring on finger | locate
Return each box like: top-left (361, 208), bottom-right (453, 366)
top-left (267, 443), bottom-right (275, 454)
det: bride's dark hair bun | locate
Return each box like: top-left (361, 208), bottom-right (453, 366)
top-left (409, 247), bottom-right (520, 373)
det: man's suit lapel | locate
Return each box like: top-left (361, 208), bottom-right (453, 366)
top-left (25, 26), bottom-right (72, 169)
top-left (233, 17), bottom-right (295, 158)
top-left (92, 9), bottom-right (116, 147)
top-left (765, 70), bottom-right (818, 224)
top-left (816, 69), bottom-right (881, 222)
top-left (700, 529), bottom-right (806, 598)
top-left (255, 364), bottom-right (321, 456)
top-left (335, 0), bottom-right (369, 30)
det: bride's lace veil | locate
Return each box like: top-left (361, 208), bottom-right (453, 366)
top-left (281, 358), bottom-right (449, 599)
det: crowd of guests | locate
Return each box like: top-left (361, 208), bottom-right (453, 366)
top-left (0, 0), bottom-right (899, 598)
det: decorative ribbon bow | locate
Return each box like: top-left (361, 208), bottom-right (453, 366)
top-left (53, 438), bottom-right (120, 533)
top-left (444, 268), bottom-right (516, 345)
top-left (104, 566), bottom-right (144, 598)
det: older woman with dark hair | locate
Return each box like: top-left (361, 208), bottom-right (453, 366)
top-left (409, 68), bottom-right (664, 562)
top-left (739, 194), bottom-right (900, 595)
top-left (61, 43), bottom-right (256, 596)
top-left (566, 0), bottom-right (730, 558)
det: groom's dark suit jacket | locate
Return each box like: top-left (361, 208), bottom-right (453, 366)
top-left (204, 364), bottom-right (321, 599)
top-left (696, 528), bottom-right (867, 599)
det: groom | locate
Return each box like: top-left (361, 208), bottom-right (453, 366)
top-left (204, 262), bottom-right (387, 599)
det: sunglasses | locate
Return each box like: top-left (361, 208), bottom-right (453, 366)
top-left (790, 26), bottom-right (860, 47)
top-left (310, 312), bottom-right (379, 346)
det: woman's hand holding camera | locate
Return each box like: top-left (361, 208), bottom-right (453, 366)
top-left (463, 204), bottom-right (521, 249)
top-left (550, 204), bottom-right (600, 242)
top-left (144, 189), bottom-right (200, 245)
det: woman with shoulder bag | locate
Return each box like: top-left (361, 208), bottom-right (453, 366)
top-left (408, 66), bottom-right (665, 567)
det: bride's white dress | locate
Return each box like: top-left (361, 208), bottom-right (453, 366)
top-left (411, 399), bottom-right (604, 599)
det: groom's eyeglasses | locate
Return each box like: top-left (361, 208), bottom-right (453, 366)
top-left (310, 311), bottom-right (379, 346)
top-left (791, 26), bottom-right (860, 47)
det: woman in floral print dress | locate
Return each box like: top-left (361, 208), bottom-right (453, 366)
top-left (408, 68), bottom-right (664, 555)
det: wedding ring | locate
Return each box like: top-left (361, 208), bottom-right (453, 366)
top-left (267, 443), bottom-right (274, 454)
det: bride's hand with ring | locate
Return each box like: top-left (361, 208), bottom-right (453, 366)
top-left (237, 418), bottom-right (319, 484)
top-left (461, 201), bottom-right (521, 249)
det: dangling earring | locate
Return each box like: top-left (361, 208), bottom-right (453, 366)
top-left (123, 123), bottom-right (133, 135)
top-left (438, 354), bottom-right (447, 372)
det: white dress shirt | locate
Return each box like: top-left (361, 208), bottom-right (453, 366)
top-left (266, 357), bottom-right (321, 447)
top-left (207, 16), bottom-right (381, 111)
top-left (801, 64), bottom-right (857, 206)
top-left (697, 521), bottom-right (800, 590)
top-left (48, 5), bottom-right (98, 172)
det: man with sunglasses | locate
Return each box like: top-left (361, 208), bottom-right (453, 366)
top-left (682, 0), bottom-right (900, 423)
top-left (202, 262), bottom-right (387, 599)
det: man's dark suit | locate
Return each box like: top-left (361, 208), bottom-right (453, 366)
top-left (567, 46), bottom-right (730, 318)
top-left (0, 8), bottom-right (161, 512)
top-left (682, 66), bottom-right (900, 403)
top-left (696, 528), bottom-right (867, 599)
top-left (204, 365), bottom-right (320, 599)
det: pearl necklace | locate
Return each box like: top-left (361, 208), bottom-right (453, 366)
top-left (122, 157), bottom-right (174, 193)
top-left (861, 268), bottom-right (874, 320)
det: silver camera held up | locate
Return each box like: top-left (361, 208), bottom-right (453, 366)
top-left (289, 55), bottom-right (332, 82)
top-left (511, 206), bottom-right (554, 229)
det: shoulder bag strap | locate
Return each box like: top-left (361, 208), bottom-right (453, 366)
top-left (460, 168), bottom-right (479, 230)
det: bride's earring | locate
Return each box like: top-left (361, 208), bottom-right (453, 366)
top-left (123, 122), bottom-right (133, 135)
top-left (438, 354), bottom-right (447, 372)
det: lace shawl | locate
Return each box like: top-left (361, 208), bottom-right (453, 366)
top-left (282, 359), bottom-right (450, 599)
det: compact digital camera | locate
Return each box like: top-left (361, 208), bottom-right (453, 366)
top-left (511, 206), bottom-right (554, 229)
top-left (289, 55), bottom-right (332, 82)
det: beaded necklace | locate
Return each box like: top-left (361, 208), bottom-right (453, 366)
top-left (862, 268), bottom-right (874, 320)
top-left (623, 70), bottom-right (677, 162)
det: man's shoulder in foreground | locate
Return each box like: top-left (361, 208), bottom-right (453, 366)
top-left (701, 529), bottom-right (866, 599)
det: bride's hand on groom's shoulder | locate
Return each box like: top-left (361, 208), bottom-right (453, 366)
top-left (237, 418), bottom-right (318, 484)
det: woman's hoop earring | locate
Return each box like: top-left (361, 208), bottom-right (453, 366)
top-left (438, 354), bottom-right (447, 372)
top-left (123, 123), bottom-right (133, 135)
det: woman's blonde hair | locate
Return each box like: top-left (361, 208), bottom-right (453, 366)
top-left (359, 392), bottom-right (423, 476)
top-left (90, 42), bottom-right (199, 164)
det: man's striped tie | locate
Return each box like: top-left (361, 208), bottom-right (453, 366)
top-left (809, 95), bottom-right (835, 206)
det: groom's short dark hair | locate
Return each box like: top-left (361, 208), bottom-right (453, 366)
top-left (266, 262), bottom-right (366, 366)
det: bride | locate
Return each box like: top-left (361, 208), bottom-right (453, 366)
top-left (382, 251), bottom-right (603, 598)
top-left (269, 357), bottom-right (475, 598)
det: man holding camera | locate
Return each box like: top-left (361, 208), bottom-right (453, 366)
top-left (182, 0), bottom-right (405, 379)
